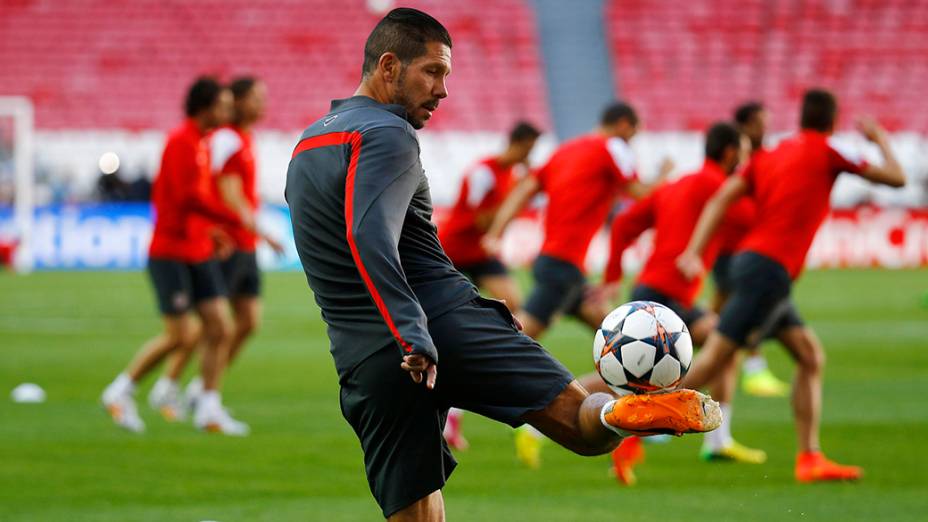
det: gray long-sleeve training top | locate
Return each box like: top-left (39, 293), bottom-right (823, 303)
top-left (285, 95), bottom-right (478, 380)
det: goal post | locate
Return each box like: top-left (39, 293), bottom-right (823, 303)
top-left (0, 96), bottom-right (35, 273)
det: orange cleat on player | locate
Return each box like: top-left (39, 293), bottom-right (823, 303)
top-left (795, 451), bottom-right (863, 483)
top-left (601, 389), bottom-right (722, 436)
top-left (611, 436), bottom-right (644, 486)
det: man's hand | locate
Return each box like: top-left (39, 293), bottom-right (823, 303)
top-left (209, 228), bottom-right (235, 260)
top-left (480, 233), bottom-right (503, 256)
top-left (401, 353), bottom-right (437, 389)
top-left (262, 234), bottom-right (286, 255)
top-left (676, 251), bottom-right (705, 281)
top-left (856, 116), bottom-right (887, 144)
top-left (657, 156), bottom-right (675, 183)
top-left (586, 281), bottom-right (621, 310)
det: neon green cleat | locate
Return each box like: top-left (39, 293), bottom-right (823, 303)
top-left (701, 440), bottom-right (768, 464)
top-left (742, 368), bottom-right (789, 397)
top-left (514, 425), bottom-right (544, 469)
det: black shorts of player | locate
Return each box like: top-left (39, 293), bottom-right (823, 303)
top-left (338, 296), bottom-right (573, 517)
top-left (630, 284), bottom-right (706, 328)
top-left (219, 250), bottom-right (261, 298)
top-left (712, 253), bottom-right (735, 295)
top-left (455, 257), bottom-right (508, 283)
top-left (147, 257), bottom-right (227, 316)
top-left (716, 251), bottom-right (804, 347)
top-left (523, 255), bottom-right (587, 325)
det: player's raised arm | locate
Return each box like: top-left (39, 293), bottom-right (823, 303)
top-left (348, 125), bottom-right (439, 379)
top-left (677, 175), bottom-right (748, 279)
top-left (481, 174), bottom-right (541, 252)
top-left (852, 117), bottom-right (905, 188)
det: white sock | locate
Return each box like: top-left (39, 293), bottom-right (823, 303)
top-left (599, 400), bottom-right (632, 437)
top-left (112, 373), bottom-right (135, 395)
top-left (704, 403), bottom-right (733, 450)
top-left (153, 376), bottom-right (177, 393)
top-left (743, 354), bottom-right (768, 375)
top-left (199, 390), bottom-right (221, 412)
top-left (186, 376), bottom-right (204, 396)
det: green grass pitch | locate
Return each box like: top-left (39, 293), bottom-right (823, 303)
top-left (1, 269), bottom-right (926, 521)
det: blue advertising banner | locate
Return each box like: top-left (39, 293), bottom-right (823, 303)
top-left (0, 204), bottom-right (302, 271)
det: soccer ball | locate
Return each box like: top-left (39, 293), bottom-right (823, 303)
top-left (593, 301), bottom-right (693, 396)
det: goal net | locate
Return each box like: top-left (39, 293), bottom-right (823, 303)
top-left (0, 97), bottom-right (35, 273)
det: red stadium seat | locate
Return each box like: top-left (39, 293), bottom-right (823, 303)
top-left (0, 0), bottom-right (551, 132)
top-left (606, 0), bottom-right (928, 132)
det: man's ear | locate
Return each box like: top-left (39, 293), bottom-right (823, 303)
top-left (378, 52), bottom-right (401, 83)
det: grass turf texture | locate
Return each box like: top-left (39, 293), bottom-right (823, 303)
top-left (1, 269), bottom-right (926, 521)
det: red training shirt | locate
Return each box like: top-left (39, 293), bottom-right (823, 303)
top-left (211, 125), bottom-right (259, 251)
top-left (737, 130), bottom-right (868, 279)
top-left (149, 119), bottom-right (241, 263)
top-left (439, 157), bottom-right (516, 265)
top-left (604, 160), bottom-right (754, 308)
top-left (536, 134), bottom-right (637, 271)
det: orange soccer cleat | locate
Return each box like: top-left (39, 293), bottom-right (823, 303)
top-left (601, 389), bottom-right (722, 436)
top-left (795, 451), bottom-right (863, 483)
top-left (611, 436), bottom-right (645, 486)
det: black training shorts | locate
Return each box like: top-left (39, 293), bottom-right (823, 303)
top-left (630, 284), bottom-right (706, 328)
top-left (338, 296), bottom-right (573, 517)
top-left (711, 253), bottom-right (735, 295)
top-left (147, 257), bottom-right (227, 315)
top-left (455, 257), bottom-right (508, 283)
top-left (716, 251), bottom-right (804, 347)
top-left (523, 255), bottom-right (588, 325)
top-left (220, 250), bottom-right (261, 298)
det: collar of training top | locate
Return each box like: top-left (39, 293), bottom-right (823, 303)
top-left (330, 96), bottom-right (408, 119)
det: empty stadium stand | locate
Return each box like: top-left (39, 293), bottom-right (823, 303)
top-left (0, 0), bottom-right (550, 132)
top-left (607, 0), bottom-right (928, 132)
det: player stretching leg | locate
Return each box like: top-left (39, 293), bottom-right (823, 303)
top-left (600, 123), bottom-right (766, 484)
top-left (677, 89), bottom-right (904, 482)
top-left (102, 77), bottom-right (254, 435)
top-left (149, 77), bottom-right (284, 422)
top-left (483, 103), bottom-right (669, 467)
top-left (437, 121), bottom-right (541, 450)
top-left (286, 9), bottom-right (720, 520)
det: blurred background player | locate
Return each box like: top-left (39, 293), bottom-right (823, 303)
top-left (483, 102), bottom-right (668, 467)
top-left (722, 101), bottom-right (790, 398)
top-left (601, 122), bottom-right (766, 485)
top-left (438, 120), bottom-right (541, 450)
top-left (677, 88), bottom-right (905, 482)
top-left (101, 77), bottom-right (253, 436)
top-left (148, 76), bottom-right (284, 427)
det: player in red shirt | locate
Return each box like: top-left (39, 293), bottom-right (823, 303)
top-left (601, 123), bottom-right (765, 484)
top-left (439, 121), bottom-right (540, 311)
top-left (721, 102), bottom-right (791, 398)
top-left (677, 89), bottom-right (905, 482)
top-left (438, 121), bottom-right (540, 451)
top-left (484, 102), bottom-right (666, 467)
top-left (102, 77), bottom-right (255, 435)
top-left (486, 103), bottom-right (663, 340)
top-left (148, 77), bottom-right (284, 427)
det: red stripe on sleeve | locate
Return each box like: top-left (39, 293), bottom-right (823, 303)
top-left (292, 131), bottom-right (414, 353)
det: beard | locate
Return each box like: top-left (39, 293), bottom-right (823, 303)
top-left (392, 68), bottom-right (436, 130)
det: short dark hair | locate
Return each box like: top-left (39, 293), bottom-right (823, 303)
top-left (800, 88), bottom-right (838, 132)
top-left (184, 76), bottom-right (223, 117)
top-left (509, 121), bottom-right (541, 143)
top-left (734, 101), bottom-right (764, 126)
top-left (601, 102), bottom-right (638, 127)
top-left (705, 122), bottom-right (741, 162)
top-left (361, 8), bottom-right (452, 78)
top-left (228, 76), bottom-right (257, 101)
